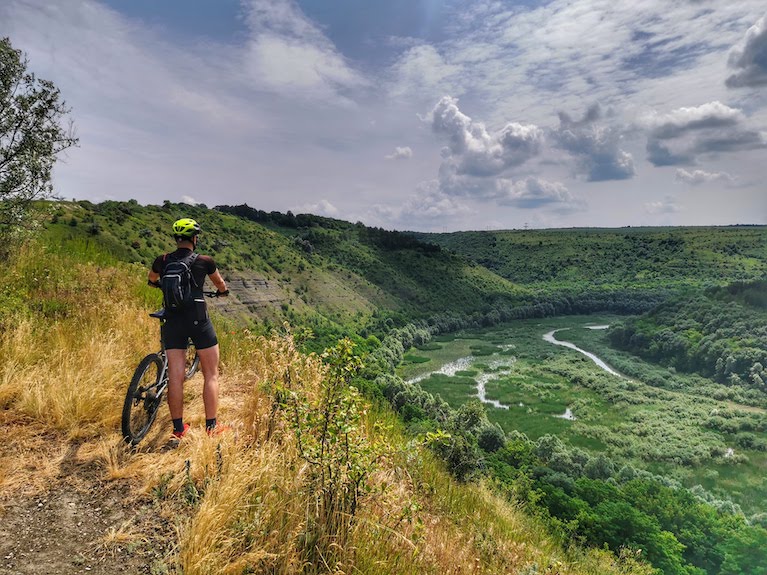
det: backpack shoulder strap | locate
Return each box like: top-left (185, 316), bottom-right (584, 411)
top-left (187, 252), bottom-right (200, 287)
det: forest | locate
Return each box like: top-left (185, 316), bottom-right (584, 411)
top-left (608, 281), bottom-right (767, 387)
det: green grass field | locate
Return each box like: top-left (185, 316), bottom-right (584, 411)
top-left (397, 315), bottom-right (767, 515)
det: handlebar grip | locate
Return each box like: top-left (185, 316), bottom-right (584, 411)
top-left (203, 290), bottom-right (229, 298)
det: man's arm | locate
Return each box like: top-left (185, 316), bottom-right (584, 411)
top-left (148, 270), bottom-right (160, 287)
top-left (209, 269), bottom-right (229, 296)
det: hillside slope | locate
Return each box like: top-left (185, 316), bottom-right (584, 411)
top-left (416, 226), bottom-right (767, 292)
top-left (47, 201), bottom-right (535, 341)
top-left (609, 279), bottom-right (767, 384)
top-left (0, 236), bottom-right (654, 575)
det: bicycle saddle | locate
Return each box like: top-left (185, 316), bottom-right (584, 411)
top-left (149, 309), bottom-right (167, 319)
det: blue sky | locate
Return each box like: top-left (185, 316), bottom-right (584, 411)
top-left (2, 0), bottom-right (766, 231)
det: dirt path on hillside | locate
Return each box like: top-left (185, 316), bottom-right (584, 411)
top-left (0, 438), bottom-right (177, 575)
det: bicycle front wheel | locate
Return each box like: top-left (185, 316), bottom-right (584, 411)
top-left (122, 353), bottom-right (165, 445)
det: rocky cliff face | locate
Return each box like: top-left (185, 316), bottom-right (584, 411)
top-left (207, 271), bottom-right (287, 319)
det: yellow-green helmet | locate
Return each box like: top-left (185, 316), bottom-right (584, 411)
top-left (172, 218), bottom-right (201, 238)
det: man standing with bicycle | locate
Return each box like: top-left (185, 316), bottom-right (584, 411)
top-left (147, 218), bottom-right (229, 438)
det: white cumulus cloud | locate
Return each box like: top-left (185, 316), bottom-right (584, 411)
top-left (496, 177), bottom-right (581, 211)
top-left (675, 169), bottom-right (735, 186)
top-left (645, 196), bottom-right (682, 215)
top-left (644, 102), bottom-right (745, 139)
top-left (428, 96), bottom-right (544, 178)
top-left (293, 199), bottom-right (339, 217)
top-left (386, 146), bottom-right (413, 160)
top-left (644, 102), bottom-right (766, 166)
top-left (369, 185), bottom-right (472, 230)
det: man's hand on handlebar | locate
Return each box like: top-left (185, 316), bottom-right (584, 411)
top-left (203, 290), bottom-right (230, 298)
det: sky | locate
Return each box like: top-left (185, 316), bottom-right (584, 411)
top-left (1, 0), bottom-right (766, 231)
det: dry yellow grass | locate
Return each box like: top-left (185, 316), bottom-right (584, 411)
top-left (0, 243), bottom-right (654, 575)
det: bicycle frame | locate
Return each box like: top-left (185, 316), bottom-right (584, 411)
top-left (122, 293), bottom-right (217, 445)
top-left (150, 310), bottom-right (171, 394)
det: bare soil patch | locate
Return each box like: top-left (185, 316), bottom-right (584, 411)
top-left (0, 436), bottom-right (177, 575)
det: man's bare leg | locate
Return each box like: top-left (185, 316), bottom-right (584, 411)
top-left (197, 344), bottom-right (220, 422)
top-left (166, 348), bottom-right (187, 420)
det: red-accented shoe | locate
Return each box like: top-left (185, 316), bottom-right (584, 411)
top-left (206, 423), bottom-right (231, 437)
top-left (172, 423), bottom-right (190, 439)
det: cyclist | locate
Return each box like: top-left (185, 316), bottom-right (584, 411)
top-left (147, 217), bottom-right (229, 438)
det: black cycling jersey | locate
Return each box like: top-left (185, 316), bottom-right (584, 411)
top-left (152, 248), bottom-right (219, 350)
top-left (152, 248), bottom-right (216, 298)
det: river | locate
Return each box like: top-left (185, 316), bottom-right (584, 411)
top-left (542, 327), bottom-right (623, 378)
top-left (405, 324), bottom-right (623, 413)
top-left (407, 348), bottom-right (515, 409)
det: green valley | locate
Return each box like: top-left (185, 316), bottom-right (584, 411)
top-left (7, 200), bottom-right (767, 574)
top-left (397, 317), bottom-right (767, 515)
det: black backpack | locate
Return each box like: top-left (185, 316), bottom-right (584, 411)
top-left (160, 252), bottom-right (199, 312)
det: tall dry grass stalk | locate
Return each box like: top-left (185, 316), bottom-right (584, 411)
top-left (175, 332), bottom-right (327, 574)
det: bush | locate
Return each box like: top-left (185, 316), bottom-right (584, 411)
top-left (477, 423), bottom-right (506, 452)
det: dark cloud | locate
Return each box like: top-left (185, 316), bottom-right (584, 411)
top-left (558, 103), bottom-right (602, 127)
top-left (726, 14), bottom-right (767, 88)
top-left (645, 102), bottom-right (765, 166)
top-left (554, 104), bottom-right (635, 181)
top-left (693, 129), bottom-right (765, 153)
top-left (646, 140), bottom-right (694, 166)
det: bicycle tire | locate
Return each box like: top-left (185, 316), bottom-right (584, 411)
top-left (185, 345), bottom-right (200, 379)
top-left (122, 353), bottom-right (165, 445)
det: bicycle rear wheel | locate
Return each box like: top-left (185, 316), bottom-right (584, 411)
top-left (185, 344), bottom-right (200, 379)
top-left (122, 353), bottom-right (165, 445)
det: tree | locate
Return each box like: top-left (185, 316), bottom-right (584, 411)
top-left (1, 37), bottom-right (77, 256)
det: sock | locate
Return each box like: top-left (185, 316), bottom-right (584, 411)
top-left (205, 418), bottom-right (217, 431)
top-left (172, 418), bottom-right (185, 434)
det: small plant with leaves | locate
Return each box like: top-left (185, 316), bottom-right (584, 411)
top-left (286, 337), bottom-right (382, 571)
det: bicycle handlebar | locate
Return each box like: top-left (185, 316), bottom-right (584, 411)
top-left (203, 290), bottom-right (229, 298)
top-left (147, 283), bottom-right (228, 298)
top-left (150, 291), bottom-right (227, 319)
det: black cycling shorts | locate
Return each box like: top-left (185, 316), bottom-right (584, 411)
top-left (162, 314), bottom-right (219, 350)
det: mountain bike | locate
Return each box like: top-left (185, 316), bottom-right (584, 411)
top-left (121, 292), bottom-right (220, 445)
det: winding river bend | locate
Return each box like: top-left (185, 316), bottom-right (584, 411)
top-left (407, 351), bottom-right (514, 409)
top-left (542, 326), bottom-right (623, 378)
top-left (405, 325), bottom-right (623, 412)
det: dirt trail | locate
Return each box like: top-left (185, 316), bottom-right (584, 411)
top-left (0, 440), bottom-right (175, 575)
